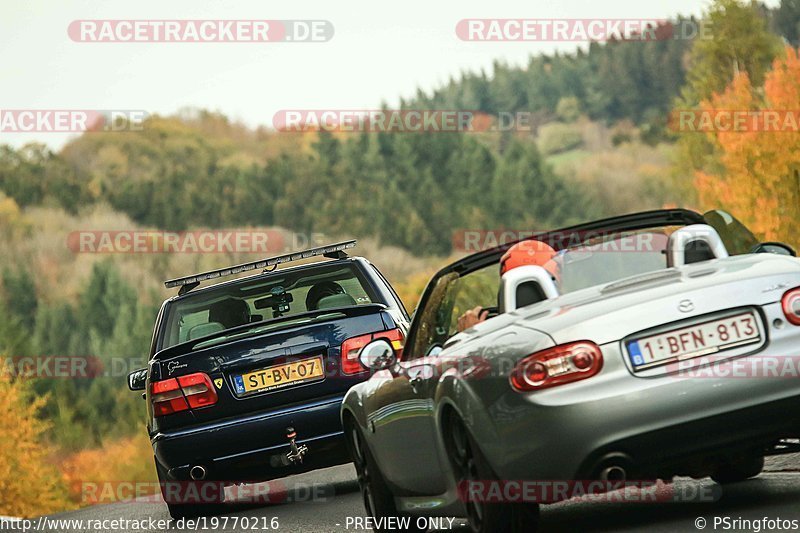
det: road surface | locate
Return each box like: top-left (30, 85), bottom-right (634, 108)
top-left (37, 461), bottom-right (800, 532)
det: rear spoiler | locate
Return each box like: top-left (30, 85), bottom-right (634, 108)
top-left (164, 240), bottom-right (356, 295)
top-left (153, 303), bottom-right (388, 361)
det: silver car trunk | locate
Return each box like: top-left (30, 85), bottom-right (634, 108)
top-left (516, 254), bottom-right (800, 346)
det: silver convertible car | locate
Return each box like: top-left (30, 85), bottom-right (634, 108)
top-left (340, 209), bottom-right (800, 533)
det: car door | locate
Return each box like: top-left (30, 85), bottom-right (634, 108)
top-left (365, 266), bottom-right (500, 495)
top-left (362, 272), bottom-right (457, 495)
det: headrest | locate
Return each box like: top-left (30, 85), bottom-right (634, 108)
top-left (306, 281), bottom-right (345, 309)
top-left (315, 293), bottom-right (357, 310)
top-left (498, 265), bottom-right (560, 313)
top-left (666, 224), bottom-right (729, 267)
top-left (187, 322), bottom-right (225, 341)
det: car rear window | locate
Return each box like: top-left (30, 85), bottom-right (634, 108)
top-left (161, 262), bottom-right (379, 349)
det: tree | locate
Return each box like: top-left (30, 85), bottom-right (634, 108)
top-left (556, 97), bottom-right (582, 122)
top-left (773, 0), bottom-right (800, 45)
top-left (0, 374), bottom-right (69, 517)
top-left (683, 0), bottom-right (782, 104)
top-left (2, 268), bottom-right (37, 330)
top-left (694, 47), bottom-right (800, 246)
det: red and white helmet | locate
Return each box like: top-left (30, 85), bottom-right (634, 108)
top-left (500, 240), bottom-right (559, 281)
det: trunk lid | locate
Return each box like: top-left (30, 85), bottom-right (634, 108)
top-left (149, 307), bottom-right (391, 430)
top-left (516, 254), bottom-right (800, 345)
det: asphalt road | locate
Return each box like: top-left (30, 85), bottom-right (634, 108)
top-left (39, 459), bottom-right (800, 533)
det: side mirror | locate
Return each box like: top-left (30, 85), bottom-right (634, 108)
top-left (358, 339), bottom-right (396, 371)
top-left (128, 368), bottom-right (148, 391)
top-left (751, 242), bottom-right (797, 257)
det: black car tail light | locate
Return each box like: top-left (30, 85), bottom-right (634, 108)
top-left (510, 341), bottom-right (603, 392)
top-left (151, 372), bottom-right (218, 416)
top-left (340, 328), bottom-right (404, 375)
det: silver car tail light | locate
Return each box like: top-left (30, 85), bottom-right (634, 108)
top-left (510, 341), bottom-right (603, 392)
top-left (782, 287), bottom-right (800, 326)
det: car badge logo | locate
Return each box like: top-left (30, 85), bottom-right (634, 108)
top-left (166, 361), bottom-right (187, 375)
top-left (763, 282), bottom-right (788, 293)
top-left (214, 378), bottom-right (223, 389)
top-left (678, 299), bottom-right (694, 313)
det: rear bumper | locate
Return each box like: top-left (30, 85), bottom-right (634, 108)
top-left (488, 379), bottom-right (800, 483)
top-left (152, 395), bottom-right (350, 482)
top-left (483, 309), bottom-right (800, 483)
top-left (573, 395), bottom-right (800, 479)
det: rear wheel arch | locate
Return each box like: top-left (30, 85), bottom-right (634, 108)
top-left (340, 405), bottom-right (358, 429)
top-left (342, 408), bottom-right (377, 468)
top-left (436, 381), bottom-right (500, 466)
top-left (341, 387), bottom-right (369, 428)
top-left (341, 409), bottom-right (366, 452)
top-left (439, 403), bottom-right (497, 479)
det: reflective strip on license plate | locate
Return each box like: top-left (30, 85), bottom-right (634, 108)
top-left (234, 355), bottom-right (324, 394)
top-left (627, 312), bottom-right (761, 370)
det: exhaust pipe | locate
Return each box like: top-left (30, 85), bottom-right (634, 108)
top-left (600, 465), bottom-right (627, 483)
top-left (189, 465), bottom-right (207, 480)
top-left (591, 452), bottom-right (633, 482)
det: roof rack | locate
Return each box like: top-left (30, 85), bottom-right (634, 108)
top-left (164, 240), bottom-right (357, 295)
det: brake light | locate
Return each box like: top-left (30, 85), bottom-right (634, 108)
top-left (341, 328), bottom-right (404, 375)
top-left (510, 341), bottom-right (603, 392)
top-left (341, 333), bottom-right (372, 375)
top-left (782, 287), bottom-right (800, 326)
top-left (177, 373), bottom-right (218, 408)
top-left (151, 372), bottom-right (218, 416)
top-left (151, 378), bottom-right (188, 416)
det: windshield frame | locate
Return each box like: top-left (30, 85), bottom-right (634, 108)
top-left (403, 208), bottom-right (757, 360)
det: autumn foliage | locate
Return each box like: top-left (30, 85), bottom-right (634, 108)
top-left (0, 370), bottom-right (156, 517)
top-left (60, 433), bottom-right (157, 504)
top-left (0, 375), bottom-right (69, 517)
top-left (694, 46), bottom-right (800, 246)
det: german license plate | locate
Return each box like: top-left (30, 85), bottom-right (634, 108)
top-left (627, 312), bottom-right (761, 370)
top-left (233, 356), bottom-right (324, 394)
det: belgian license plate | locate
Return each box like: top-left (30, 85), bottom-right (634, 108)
top-left (627, 312), bottom-right (761, 370)
top-left (233, 356), bottom-right (324, 395)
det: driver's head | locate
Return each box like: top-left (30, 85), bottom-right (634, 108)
top-left (305, 281), bottom-right (344, 310)
top-left (209, 298), bottom-right (250, 329)
top-left (500, 240), bottom-right (559, 281)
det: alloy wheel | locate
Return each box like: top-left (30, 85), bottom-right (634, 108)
top-left (349, 424), bottom-right (377, 518)
top-left (447, 416), bottom-right (484, 531)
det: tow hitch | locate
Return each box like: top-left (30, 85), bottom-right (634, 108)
top-left (271, 427), bottom-right (309, 467)
top-left (286, 427), bottom-right (308, 464)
